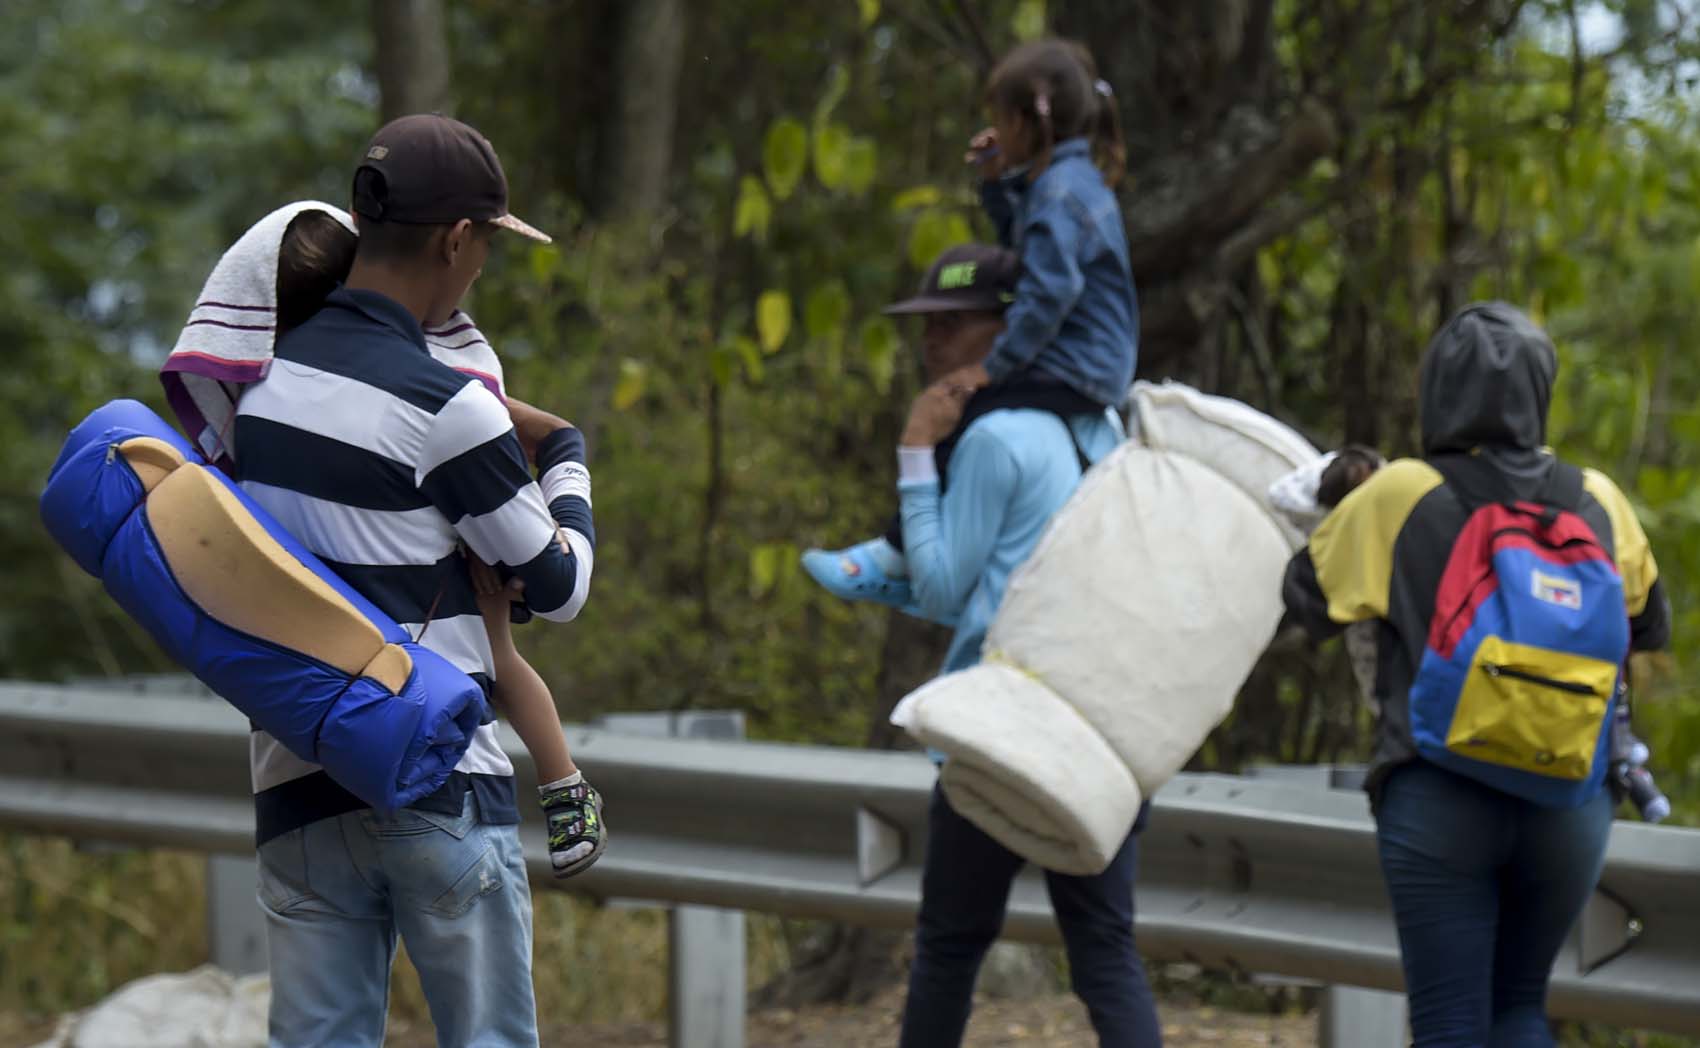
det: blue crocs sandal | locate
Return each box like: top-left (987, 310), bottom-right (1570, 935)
top-left (801, 540), bottom-right (913, 608)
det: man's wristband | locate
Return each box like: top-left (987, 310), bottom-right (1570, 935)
top-left (898, 445), bottom-right (938, 485)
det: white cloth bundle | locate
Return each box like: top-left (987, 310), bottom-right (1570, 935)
top-left (1267, 452), bottom-right (1383, 712)
top-left (160, 201), bottom-right (506, 468)
top-left (893, 382), bottom-right (1317, 874)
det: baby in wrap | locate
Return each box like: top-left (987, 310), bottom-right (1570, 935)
top-left (1268, 445), bottom-right (1384, 710)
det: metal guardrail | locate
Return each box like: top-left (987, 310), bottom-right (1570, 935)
top-left (2, 682), bottom-right (1698, 1038)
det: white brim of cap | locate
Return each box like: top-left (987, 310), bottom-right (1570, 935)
top-left (492, 212), bottom-right (552, 243)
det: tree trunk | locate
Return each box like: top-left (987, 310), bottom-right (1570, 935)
top-left (1045, 1), bottom-right (1332, 383)
top-left (593, 0), bottom-right (687, 221)
top-left (372, 0), bottom-right (451, 121)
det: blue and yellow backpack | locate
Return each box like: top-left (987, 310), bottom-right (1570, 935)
top-left (1408, 458), bottom-right (1630, 807)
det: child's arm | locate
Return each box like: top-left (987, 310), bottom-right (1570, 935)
top-left (476, 577), bottom-right (577, 785)
top-left (969, 127), bottom-right (1017, 246)
top-left (980, 177), bottom-right (1019, 247)
top-left (472, 555), bottom-right (606, 879)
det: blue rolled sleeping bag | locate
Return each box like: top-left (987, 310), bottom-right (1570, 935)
top-left (40, 399), bottom-right (487, 810)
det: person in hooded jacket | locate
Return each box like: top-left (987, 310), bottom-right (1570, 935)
top-left (1281, 303), bottom-right (1670, 1047)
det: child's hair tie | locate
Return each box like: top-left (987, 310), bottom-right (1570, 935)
top-left (1035, 93), bottom-right (1052, 118)
top-left (1094, 79), bottom-right (1114, 99)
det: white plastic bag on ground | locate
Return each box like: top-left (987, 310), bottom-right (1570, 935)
top-left (893, 382), bottom-right (1315, 874)
top-left (32, 966), bottom-right (268, 1048)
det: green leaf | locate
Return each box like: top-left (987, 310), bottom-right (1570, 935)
top-left (1256, 247), bottom-right (1281, 291)
top-left (814, 123), bottom-right (851, 189)
top-left (763, 118), bottom-right (808, 201)
top-left (733, 175), bottom-right (771, 241)
top-left (892, 185), bottom-right (941, 212)
top-left (756, 290), bottom-right (792, 353)
top-left (858, 0), bottom-right (880, 28)
top-left (708, 343), bottom-right (737, 388)
top-left (804, 280), bottom-right (853, 342)
top-left (859, 316), bottom-right (901, 394)
top-left (1012, 0), bottom-right (1046, 41)
top-left (814, 65), bottom-right (851, 127)
top-left (731, 335), bottom-right (764, 383)
top-left (749, 542), bottom-right (798, 598)
top-left (528, 244), bottom-right (560, 284)
top-left (749, 544), bottom-right (780, 598)
top-left (845, 137), bottom-right (878, 195)
top-left (944, 214), bottom-right (973, 247)
top-left (908, 208), bottom-right (972, 269)
top-left (612, 358), bottom-right (647, 410)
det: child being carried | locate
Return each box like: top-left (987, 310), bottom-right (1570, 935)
top-left (803, 39), bottom-right (1138, 608)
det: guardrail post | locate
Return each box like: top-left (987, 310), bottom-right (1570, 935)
top-left (1320, 986), bottom-right (1407, 1048)
top-left (670, 905), bottom-right (745, 1048)
top-left (595, 711), bottom-right (747, 1048)
top-left (206, 854), bottom-right (267, 975)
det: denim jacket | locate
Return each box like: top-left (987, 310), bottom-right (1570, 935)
top-left (980, 138), bottom-right (1138, 407)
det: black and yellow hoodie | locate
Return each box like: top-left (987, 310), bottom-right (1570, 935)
top-left (1281, 303), bottom-right (1671, 802)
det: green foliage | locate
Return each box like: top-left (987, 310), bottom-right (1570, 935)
top-left (892, 185), bottom-right (943, 211)
top-left (843, 137), bottom-right (879, 195)
top-left (1012, 0), bottom-right (1047, 41)
top-left (907, 208), bottom-right (974, 269)
top-left (859, 316), bottom-right (902, 395)
top-left (733, 176), bottom-right (773, 241)
top-left (805, 281), bottom-right (853, 346)
top-left (813, 123), bottom-right (854, 190)
top-left (756, 290), bottom-right (793, 352)
top-left (762, 118), bottom-right (809, 201)
top-left (0, 0), bottom-right (369, 683)
top-left (611, 359), bottom-right (648, 410)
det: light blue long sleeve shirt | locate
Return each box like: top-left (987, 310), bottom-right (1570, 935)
top-left (899, 407), bottom-right (1125, 674)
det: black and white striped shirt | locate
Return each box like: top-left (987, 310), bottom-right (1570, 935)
top-left (235, 287), bottom-right (594, 843)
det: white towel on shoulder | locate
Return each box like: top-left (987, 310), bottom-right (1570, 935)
top-left (160, 201), bottom-right (506, 469)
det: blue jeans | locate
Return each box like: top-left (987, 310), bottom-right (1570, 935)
top-left (1376, 761), bottom-right (1613, 1048)
top-left (899, 787), bottom-right (1162, 1047)
top-left (257, 792), bottom-right (537, 1047)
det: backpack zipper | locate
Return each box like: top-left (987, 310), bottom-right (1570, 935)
top-left (1481, 662), bottom-right (1598, 695)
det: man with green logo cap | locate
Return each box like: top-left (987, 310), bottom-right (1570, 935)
top-left (803, 241), bottom-right (1100, 620)
top-left (805, 243), bottom-right (1160, 1043)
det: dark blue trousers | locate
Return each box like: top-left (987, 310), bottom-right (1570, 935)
top-left (1376, 761), bottom-right (1613, 1047)
top-left (898, 787), bottom-right (1163, 1047)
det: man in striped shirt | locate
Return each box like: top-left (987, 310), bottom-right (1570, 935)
top-left (238, 115), bottom-right (586, 1048)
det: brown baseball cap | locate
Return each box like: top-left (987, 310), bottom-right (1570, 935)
top-left (351, 114), bottom-right (551, 243)
top-left (884, 243), bottom-right (1019, 315)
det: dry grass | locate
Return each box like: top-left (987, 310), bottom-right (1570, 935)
top-left (0, 833), bottom-right (789, 1031)
top-left (0, 836), bottom-right (205, 1021)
